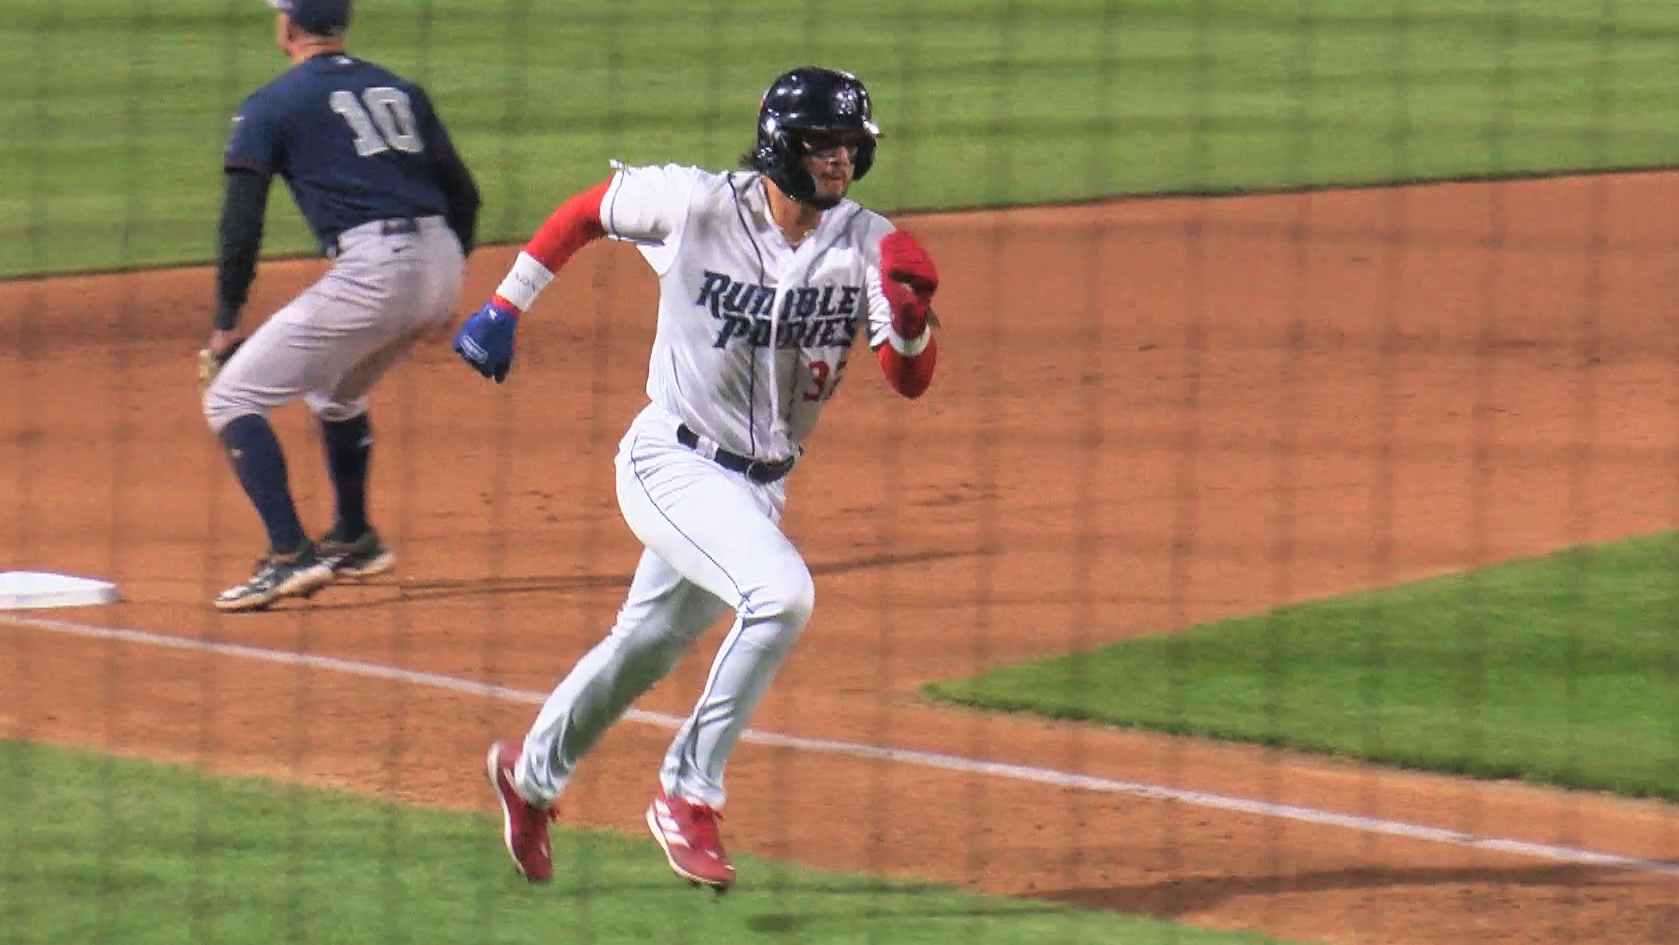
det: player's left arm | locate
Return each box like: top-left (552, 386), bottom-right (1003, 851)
top-left (868, 228), bottom-right (940, 400)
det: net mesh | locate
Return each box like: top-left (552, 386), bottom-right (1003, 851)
top-left (3, 2), bottom-right (1678, 943)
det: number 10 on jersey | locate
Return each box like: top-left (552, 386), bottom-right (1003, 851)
top-left (330, 87), bottom-right (422, 157)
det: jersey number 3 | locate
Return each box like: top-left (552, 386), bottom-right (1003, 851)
top-left (330, 87), bottom-right (422, 157)
top-left (804, 360), bottom-right (836, 402)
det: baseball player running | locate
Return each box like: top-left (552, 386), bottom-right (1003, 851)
top-left (454, 66), bottom-right (942, 891)
top-left (200, 0), bottom-right (480, 611)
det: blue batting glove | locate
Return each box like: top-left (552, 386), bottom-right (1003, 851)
top-left (453, 300), bottom-right (519, 383)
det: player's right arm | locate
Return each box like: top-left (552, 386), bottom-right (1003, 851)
top-left (212, 100), bottom-right (280, 340)
top-left (489, 163), bottom-right (700, 316)
top-left (485, 177), bottom-right (613, 316)
top-left (452, 164), bottom-right (701, 383)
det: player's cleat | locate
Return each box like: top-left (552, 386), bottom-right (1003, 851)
top-left (646, 789), bottom-right (735, 891)
top-left (214, 542), bottom-right (333, 612)
top-left (317, 526), bottom-right (395, 578)
top-left (484, 740), bottom-right (555, 883)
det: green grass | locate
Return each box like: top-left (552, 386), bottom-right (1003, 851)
top-left (0, 739), bottom-right (1287, 944)
top-left (927, 531), bottom-right (1679, 801)
top-left (5, 0), bottom-right (1679, 276)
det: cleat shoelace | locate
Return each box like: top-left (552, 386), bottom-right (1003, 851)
top-left (235, 558), bottom-right (280, 589)
top-left (684, 804), bottom-right (725, 854)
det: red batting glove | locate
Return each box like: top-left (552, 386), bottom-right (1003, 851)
top-left (879, 230), bottom-right (939, 338)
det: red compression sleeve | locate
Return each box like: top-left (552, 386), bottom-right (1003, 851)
top-left (877, 337), bottom-right (938, 400)
top-left (490, 178), bottom-right (611, 310)
top-left (527, 179), bottom-right (609, 268)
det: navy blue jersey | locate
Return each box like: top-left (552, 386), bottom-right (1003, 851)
top-left (225, 54), bottom-right (457, 251)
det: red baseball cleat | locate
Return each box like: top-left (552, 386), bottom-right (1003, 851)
top-left (646, 788), bottom-right (735, 891)
top-left (484, 740), bottom-right (555, 883)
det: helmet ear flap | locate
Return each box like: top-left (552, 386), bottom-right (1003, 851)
top-left (852, 138), bottom-right (877, 181)
top-left (749, 114), bottom-right (776, 173)
top-left (752, 116), bottom-right (818, 203)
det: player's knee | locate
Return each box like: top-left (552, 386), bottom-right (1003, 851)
top-left (759, 563), bottom-right (815, 630)
top-left (202, 383), bottom-right (262, 434)
top-left (307, 392), bottom-right (368, 424)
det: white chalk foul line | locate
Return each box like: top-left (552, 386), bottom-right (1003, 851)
top-left (6, 612), bottom-right (1678, 880)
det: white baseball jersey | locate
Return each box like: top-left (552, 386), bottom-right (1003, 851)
top-left (505, 161), bottom-right (926, 816)
top-left (599, 162), bottom-right (898, 460)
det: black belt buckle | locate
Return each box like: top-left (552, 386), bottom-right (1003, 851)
top-left (677, 424), bottom-right (794, 484)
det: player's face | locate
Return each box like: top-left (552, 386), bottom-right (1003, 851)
top-left (800, 130), bottom-right (866, 207)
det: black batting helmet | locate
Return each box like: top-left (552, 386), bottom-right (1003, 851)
top-left (747, 67), bottom-right (880, 206)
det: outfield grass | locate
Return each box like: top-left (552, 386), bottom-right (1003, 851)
top-left (928, 532), bottom-right (1679, 802)
top-left (4, 0), bottom-right (1679, 276)
top-left (0, 739), bottom-right (1287, 944)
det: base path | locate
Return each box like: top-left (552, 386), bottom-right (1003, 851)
top-left (4, 172), bottom-right (1679, 945)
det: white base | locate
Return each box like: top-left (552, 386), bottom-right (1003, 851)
top-left (0, 571), bottom-right (120, 610)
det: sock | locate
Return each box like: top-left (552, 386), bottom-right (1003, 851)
top-left (219, 414), bottom-right (306, 554)
top-left (320, 413), bottom-right (372, 541)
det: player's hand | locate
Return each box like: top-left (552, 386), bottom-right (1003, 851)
top-left (879, 230), bottom-right (939, 337)
top-left (453, 300), bottom-right (519, 384)
top-left (197, 331), bottom-right (245, 393)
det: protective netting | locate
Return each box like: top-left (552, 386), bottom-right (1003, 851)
top-left (5, 2), bottom-right (1678, 944)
